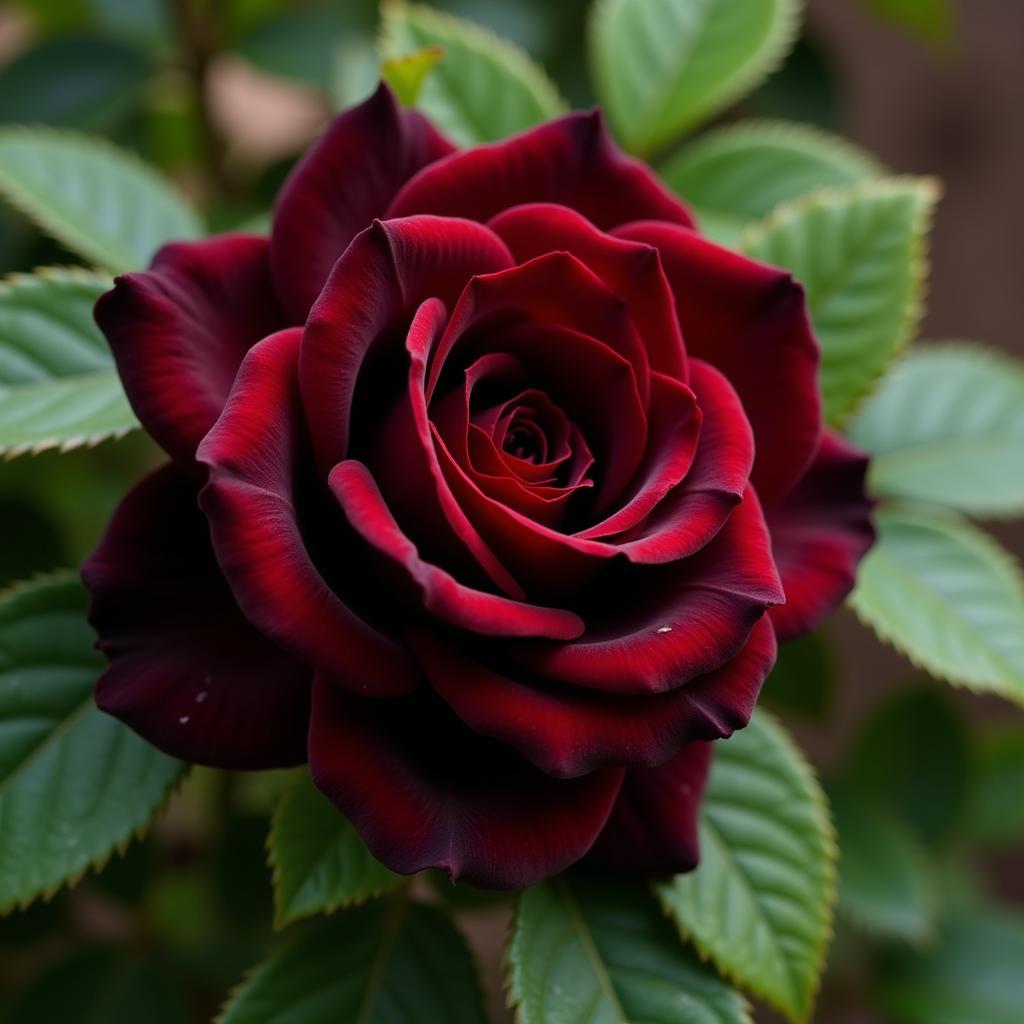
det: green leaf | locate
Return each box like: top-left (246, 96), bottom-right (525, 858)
top-left (219, 895), bottom-right (487, 1024)
top-left (380, 0), bottom-right (567, 146)
top-left (659, 120), bottom-right (881, 247)
top-left (829, 785), bottom-right (936, 942)
top-left (0, 267), bottom-right (138, 457)
top-left (268, 771), bottom-right (401, 928)
top-left (657, 711), bottom-right (835, 1023)
top-left (0, 575), bottom-right (184, 912)
top-left (849, 506), bottom-right (1024, 705)
top-left (761, 631), bottom-right (835, 720)
top-left (862, 0), bottom-right (954, 46)
top-left (964, 728), bottom-right (1024, 847)
top-left (0, 35), bottom-right (151, 131)
top-left (508, 877), bottom-right (750, 1024)
top-left (589, 0), bottom-right (802, 156)
top-left (847, 344), bottom-right (1024, 517)
top-left (382, 46), bottom-right (445, 107)
top-left (0, 127), bottom-right (203, 272)
top-left (741, 178), bottom-right (938, 424)
top-left (841, 688), bottom-right (970, 846)
top-left (877, 910), bottom-right (1024, 1024)
top-left (234, 10), bottom-right (348, 87)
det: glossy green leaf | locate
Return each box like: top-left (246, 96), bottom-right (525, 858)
top-left (0, 268), bottom-right (138, 457)
top-left (589, 0), bottom-right (802, 155)
top-left (849, 506), bottom-right (1024, 705)
top-left (0, 575), bottom-right (184, 912)
top-left (0, 35), bottom-right (151, 130)
top-left (830, 785), bottom-right (935, 942)
top-left (219, 896), bottom-right (487, 1024)
top-left (0, 127), bottom-right (203, 272)
top-left (268, 771), bottom-right (400, 928)
top-left (965, 728), bottom-right (1024, 847)
top-left (877, 911), bottom-right (1024, 1024)
top-left (382, 46), bottom-right (445, 107)
top-left (380, 1), bottom-right (566, 146)
top-left (657, 711), bottom-right (835, 1023)
top-left (847, 344), bottom-right (1024, 517)
top-left (508, 877), bottom-right (750, 1024)
top-left (742, 178), bottom-right (938, 424)
top-left (842, 688), bottom-right (970, 846)
top-left (659, 120), bottom-right (881, 246)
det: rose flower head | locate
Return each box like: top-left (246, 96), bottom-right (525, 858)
top-left (83, 85), bottom-right (874, 889)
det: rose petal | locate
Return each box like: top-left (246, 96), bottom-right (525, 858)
top-left (270, 83), bottom-right (455, 321)
top-left (94, 234), bottom-right (285, 465)
top-left (615, 221), bottom-right (821, 504)
top-left (512, 487), bottom-right (783, 692)
top-left (197, 328), bottom-right (422, 696)
top-left (489, 202), bottom-right (686, 381)
top-left (328, 459), bottom-right (584, 640)
top-left (308, 681), bottom-right (624, 889)
top-left (413, 615), bottom-right (775, 778)
top-left (82, 464), bottom-right (310, 769)
top-left (388, 110), bottom-right (694, 231)
top-left (587, 742), bottom-right (713, 875)
top-left (767, 431), bottom-right (875, 640)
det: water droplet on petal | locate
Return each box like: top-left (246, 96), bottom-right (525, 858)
top-left (178, 715), bottom-right (190, 725)
top-left (195, 690), bottom-right (208, 703)
top-left (656, 625), bottom-right (673, 634)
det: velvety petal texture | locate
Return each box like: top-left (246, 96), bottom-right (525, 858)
top-left (85, 84), bottom-right (874, 890)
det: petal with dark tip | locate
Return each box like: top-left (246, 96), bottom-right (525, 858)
top-left (308, 681), bottom-right (624, 889)
top-left (270, 83), bottom-right (454, 321)
top-left (767, 432), bottom-right (875, 640)
top-left (197, 328), bottom-right (422, 696)
top-left (82, 464), bottom-right (310, 769)
top-left (615, 221), bottom-right (821, 505)
top-left (94, 234), bottom-right (285, 465)
top-left (388, 110), bottom-right (694, 231)
top-left (587, 742), bottom-right (713, 875)
top-left (412, 615), bottom-right (775, 778)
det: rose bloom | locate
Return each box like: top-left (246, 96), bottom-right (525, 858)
top-left (83, 85), bottom-right (873, 889)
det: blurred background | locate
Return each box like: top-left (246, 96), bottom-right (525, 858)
top-left (0, 1), bottom-right (1020, 1021)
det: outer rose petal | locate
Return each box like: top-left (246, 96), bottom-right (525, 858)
top-left (94, 234), bottom-right (285, 464)
top-left (388, 109), bottom-right (694, 231)
top-left (767, 432), bottom-right (875, 640)
top-left (270, 83), bottom-right (455, 321)
top-left (410, 616), bottom-right (776, 778)
top-left (614, 221), bottom-right (821, 505)
top-left (308, 681), bottom-right (624, 889)
top-left (587, 742), bottom-right (713, 874)
top-left (82, 464), bottom-right (310, 769)
top-left (198, 329), bottom-right (422, 696)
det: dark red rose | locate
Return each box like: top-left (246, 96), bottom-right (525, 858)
top-left (83, 85), bottom-right (873, 889)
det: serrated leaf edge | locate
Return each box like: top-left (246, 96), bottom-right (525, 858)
top-left (0, 125), bottom-right (202, 271)
top-left (740, 176), bottom-right (941, 427)
top-left (588, 0), bottom-right (806, 156)
top-left (656, 711), bottom-right (838, 1024)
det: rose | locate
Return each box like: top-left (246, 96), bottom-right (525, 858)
top-left (83, 85), bottom-right (873, 889)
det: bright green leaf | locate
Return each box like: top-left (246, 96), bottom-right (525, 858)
top-left (829, 785), bottom-right (936, 942)
top-left (877, 911), bottom-right (1024, 1024)
top-left (965, 728), bottom-right (1024, 847)
top-left (382, 46), bottom-right (445, 106)
top-left (0, 127), bottom-right (203, 272)
top-left (742, 178), bottom-right (938, 424)
top-left (0, 575), bottom-right (184, 912)
top-left (657, 711), bottom-right (835, 1023)
top-left (847, 344), bottom-right (1024, 517)
top-left (218, 896), bottom-right (487, 1024)
top-left (589, 0), bottom-right (802, 156)
top-left (842, 688), bottom-right (970, 846)
top-left (380, 0), bottom-right (567, 145)
top-left (659, 119), bottom-right (881, 246)
top-left (268, 771), bottom-right (401, 928)
top-left (508, 877), bottom-right (750, 1024)
top-left (849, 506), bottom-right (1024, 705)
top-left (0, 268), bottom-right (138, 457)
